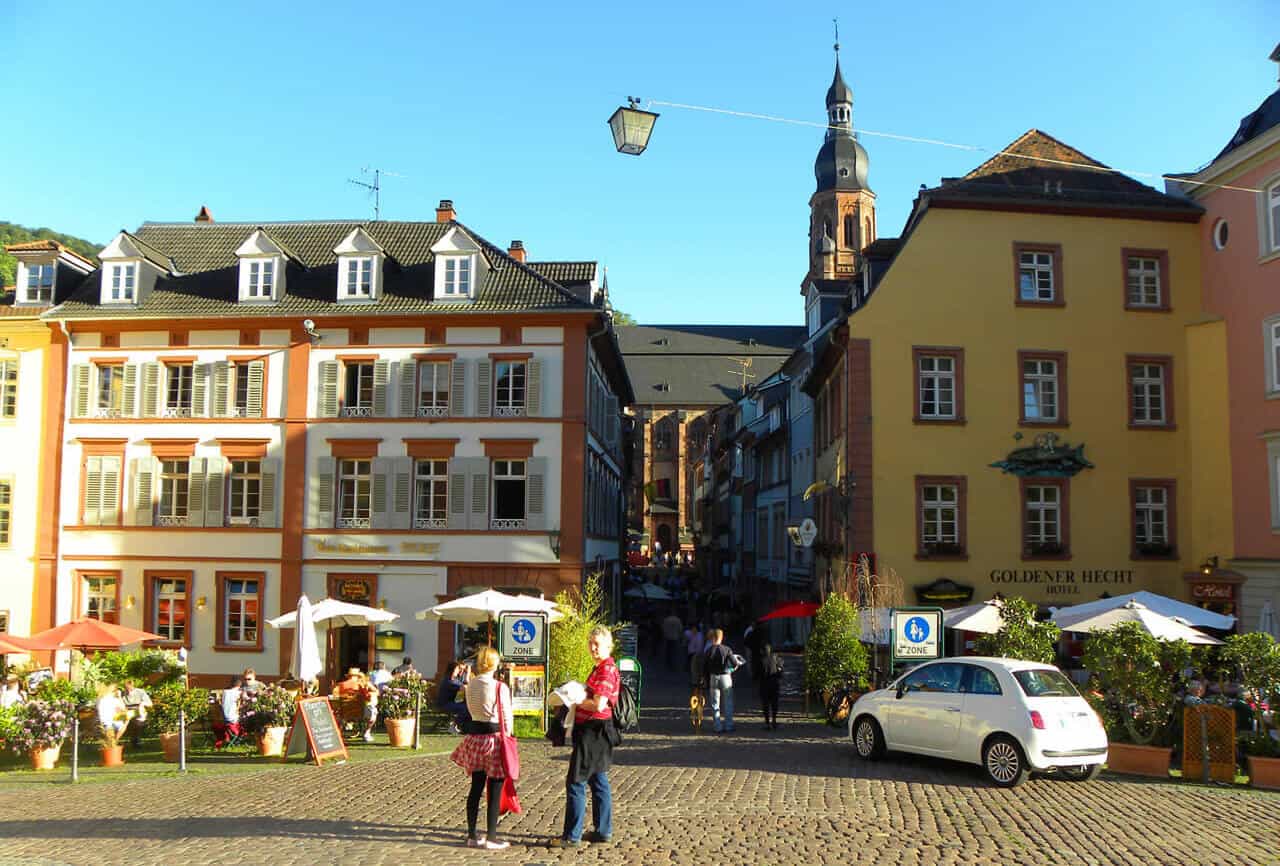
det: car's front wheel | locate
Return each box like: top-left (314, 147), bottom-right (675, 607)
top-left (982, 735), bottom-right (1030, 788)
top-left (1059, 763), bottom-right (1102, 782)
top-left (852, 715), bottom-right (885, 760)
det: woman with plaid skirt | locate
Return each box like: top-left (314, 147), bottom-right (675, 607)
top-left (449, 646), bottom-right (515, 850)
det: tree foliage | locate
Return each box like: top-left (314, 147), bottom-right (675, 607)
top-left (1219, 631), bottom-right (1280, 734)
top-left (1082, 621), bottom-right (1193, 746)
top-left (548, 574), bottom-right (620, 688)
top-left (974, 597), bottom-right (1060, 664)
top-left (610, 310), bottom-right (636, 326)
top-left (804, 593), bottom-right (868, 694)
top-left (0, 221), bottom-right (100, 287)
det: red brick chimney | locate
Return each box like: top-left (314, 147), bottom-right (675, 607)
top-left (195, 205), bottom-right (214, 223)
top-left (435, 199), bottom-right (456, 222)
top-left (507, 240), bottom-right (526, 263)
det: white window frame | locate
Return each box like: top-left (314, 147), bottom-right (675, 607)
top-left (491, 459), bottom-right (526, 529)
top-left (95, 363), bottom-right (124, 418)
top-left (0, 478), bottom-right (10, 547)
top-left (494, 360), bottom-right (527, 417)
top-left (1126, 256), bottom-right (1162, 308)
top-left (223, 577), bottom-right (260, 646)
top-left (442, 256), bottom-right (473, 297)
top-left (1019, 250), bottom-right (1055, 302)
top-left (153, 578), bottom-right (187, 643)
top-left (337, 458), bottom-right (372, 529)
top-left (228, 459), bottom-right (262, 526)
top-left (157, 459), bottom-right (190, 526)
top-left (341, 362), bottom-right (375, 417)
top-left (83, 575), bottom-right (118, 622)
top-left (417, 361), bottom-right (450, 417)
top-left (413, 459), bottom-right (448, 529)
top-left (108, 263), bottom-right (137, 302)
top-left (0, 360), bottom-right (16, 420)
top-left (24, 262), bottom-right (54, 303)
top-left (1022, 358), bottom-right (1059, 422)
top-left (1268, 180), bottom-right (1280, 255)
top-left (921, 484), bottom-right (959, 546)
top-left (246, 259), bottom-right (274, 299)
top-left (164, 363), bottom-right (194, 417)
top-left (1134, 486), bottom-right (1168, 546)
top-left (1130, 363), bottom-right (1167, 425)
top-left (1024, 485), bottom-right (1061, 546)
top-left (1267, 318), bottom-right (1280, 395)
top-left (918, 355), bottom-right (956, 419)
top-left (343, 256), bottom-right (375, 298)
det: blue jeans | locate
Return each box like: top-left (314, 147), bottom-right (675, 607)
top-left (563, 770), bottom-right (612, 841)
top-left (710, 674), bottom-right (734, 731)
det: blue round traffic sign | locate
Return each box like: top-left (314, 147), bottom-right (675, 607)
top-left (511, 618), bottom-right (536, 645)
top-left (904, 616), bottom-right (930, 644)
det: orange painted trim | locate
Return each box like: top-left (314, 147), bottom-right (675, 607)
top-left (335, 354), bottom-right (379, 363)
top-left (143, 438), bottom-right (199, 458)
top-left (170, 331), bottom-right (188, 347)
top-left (326, 438), bottom-right (382, 458)
top-left (64, 312), bottom-right (597, 339)
top-left (143, 568), bottom-right (194, 649)
top-left (70, 342), bottom-right (567, 352)
top-left (480, 438), bottom-right (538, 459)
top-left (559, 322), bottom-right (588, 563)
top-left (214, 570), bottom-right (266, 652)
top-left (302, 528), bottom-right (554, 537)
top-left (77, 438), bottom-right (129, 454)
top-left (412, 352), bottom-right (457, 361)
top-left (489, 352), bottom-right (534, 362)
top-left (159, 356), bottom-right (198, 365)
top-left (227, 353), bottom-right (271, 363)
top-left (90, 357), bottom-right (129, 366)
top-left (62, 554), bottom-right (279, 562)
top-left (303, 416), bottom-right (563, 424)
top-left (215, 438), bottom-right (272, 459)
top-left (280, 328), bottom-right (312, 674)
top-left (71, 417), bottom-right (283, 425)
top-left (239, 329), bottom-right (260, 346)
top-left (403, 438), bottom-right (461, 459)
top-left (63, 525), bottom-right (280, 533)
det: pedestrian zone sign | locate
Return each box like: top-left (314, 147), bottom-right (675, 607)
top-left (890, 607), bottom-right (943, 663)
top-left (498, 612), bottom-right (548, 662)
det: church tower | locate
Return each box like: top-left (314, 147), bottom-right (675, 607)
top-left (808, 46), bottom-right (876, 282)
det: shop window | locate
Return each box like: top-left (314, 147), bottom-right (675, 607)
top-left (337, 459), bottom-right (372, 529)
top-left (218, 572), bottom-right (262, 649)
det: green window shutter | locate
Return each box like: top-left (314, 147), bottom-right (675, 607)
top-left (246, 360), bottom-right (265, 418)
top-left (373, 359), bottom-right (391, 417)
top-left (141, 363), bottom-right (161, 417)
top-left (210, 361), bottom-right (230, 417)
top-left (317, 361), bottom-right (340, 418)
top-left (100, 456), bottom-right (121, 526)
top-left (122, 365), bottom-right (138, 417)
top-left (393, 457), bottom-right (412, 530)
top-left (449, 360), bottom-right (467, 417)
top-left (398, 359), bottom-right (418, 417)
top-left (131, 457), bottom-right (154, 526)
top-left (204, 456), bottom-right (226, 527)
top-left (191, 364), bottom-right (209, 418)
top-left (258, 457), bottom-right (278, 528)
top-left (469, 460), bottom-right (490, 530)
top-left (314, 456), bottom-right (336, 526)
top-left (71, 364), bottom-right (91, 419)
top-left (526, 359), bottom-right (542, 417)
top-left (447, 457), bottom-right (468, 530)
top-left (83, 455), bottom-right (102, 524)
top-left (187, 457), bottom-right (207, 527)
top-left (525, 456), bottom-right (547, 531)
top-left (371, 456), bottom-right (392, 530)
top-left (476, 360), bottom-right (492, 417)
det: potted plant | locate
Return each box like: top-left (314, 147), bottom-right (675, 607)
top-left (379, 679), bottom-right (422, 748)
top-left (974, 596), bottom-right (1060, 664)
top-left (149, 682), bottom-right (211, 762)
top-left (1082, 621), bottom-right (1193, 777)
top-left (10, 699), bottom-right (74, 770)
top-left (239, 684), bottom-right (296, 756)
top-left (804, 593), bottom-right (869, 707)
top-left (1219, 632), bottom-right (1280, 789)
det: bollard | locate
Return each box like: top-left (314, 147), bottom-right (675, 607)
top-left (70, 715), bottom-right (79, 783)
top-left (1198, 708), bottom-right (1210, 785)
top-left (179, 709), bottom-right (187, 773)
top-left (413, 689), bottom-right (421, 750)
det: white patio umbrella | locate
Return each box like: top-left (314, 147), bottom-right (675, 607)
top-left (416, 589), bottom-right (564, 627)
top-left (1053, 600), bottom-right (1222, 644)
top-left (1051, 590), bottom-right (1235, 632)
top-left (942, 600), bottom-right (1016, 635)
top-left (858, 607), bottom-right (892, 645)
top-left (288, 594), bottom-right (324, 684)
top-left (625, 583), bottom-right (673, 600)
top-left (1259, 601), bottom-right (1277, 639)
top-left (267, 598), bottom-right (400, 629)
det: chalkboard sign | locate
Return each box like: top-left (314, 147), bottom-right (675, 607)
top-left (283, 698), bottom-right (349, 766)
top-left (614, 624), bottom-right (638, 660)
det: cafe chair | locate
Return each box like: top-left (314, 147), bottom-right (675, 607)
top-left (210, 698), bottom-right (246, 749)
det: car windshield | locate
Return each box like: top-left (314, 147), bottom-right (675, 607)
top-left (1013, 668), bottom-right (1079, 698)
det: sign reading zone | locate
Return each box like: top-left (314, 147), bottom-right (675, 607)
top-left (890, 607), bottom-right (944, 662)
top-left (499, 612), bottom-right (548, 662)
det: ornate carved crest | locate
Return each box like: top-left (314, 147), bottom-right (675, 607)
top-left (990, 432), bottom-right (1095, 478)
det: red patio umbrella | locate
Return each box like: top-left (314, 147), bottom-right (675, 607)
top-left (21, 619), bottom-right (164, 651)
top-left (758, 601), bottom-right (821, 622)
top-left (0, 634), bottom-right (33, 654)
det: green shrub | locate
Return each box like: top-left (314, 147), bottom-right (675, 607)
top-left (974, 597), bottom-right (1060, 664)
top-left (33, 678), bottom-right (94, 709)
top-left (1218, 631), bottom-right (1280, 752)
top-left (148, 682), bottom-right (211, 735)
top-left (549, 574), bottom-right (622, 689)
top-left (1082, 621), bottom-right (1192, 746)
top-left (804, 594), bottom-right (869, 695)
top-left (80, 649), bottom-right (183, 692)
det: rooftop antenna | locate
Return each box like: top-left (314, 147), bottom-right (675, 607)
top-left (347, 166), bottom-right (405, 221)
top-left (726, 356), bottom-right (756, 395)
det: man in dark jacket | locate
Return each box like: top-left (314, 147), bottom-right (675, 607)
top-left (703, 629), bottom-right (738, 733)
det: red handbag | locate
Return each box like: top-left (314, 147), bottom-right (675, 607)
top-left (496, 684), bottom-right (522, 815)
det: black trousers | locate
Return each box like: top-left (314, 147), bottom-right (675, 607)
top-left (761, 682), bottom-right (780, 723)
top-left (466, 771), bottom-right (502, 839)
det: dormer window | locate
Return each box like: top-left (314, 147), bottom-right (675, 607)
top-left (443, 257), bottom-right (472, 297)
top-left (344, 257), bottom-right (375, 298)
top-left (234, 230), bottom-right (288, 304)
top-left (24, 263), bottom-right (54, 303)
top-left (430, 226), bottom-right (485, 303)
top-left (247, 260), bottom-right (274, 298)
top-left (333, 228), bottom-right (384, 303)
top-left (109, 263), bottom-right (137, 302)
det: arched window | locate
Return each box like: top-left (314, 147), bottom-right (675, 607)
top-left (844, 214), bottom-right (856, 247)
top-left (865, 218), bottom-right (872, 244)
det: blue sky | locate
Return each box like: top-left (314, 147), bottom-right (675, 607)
top-left (1, 1), bottom-right (1276, 325)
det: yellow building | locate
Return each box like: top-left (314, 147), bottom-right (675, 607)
top-left (805, 131), bottom-right (1234, 616)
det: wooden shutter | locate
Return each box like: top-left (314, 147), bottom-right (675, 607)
top-left (313, 456), bottom-right (336, 527)
top-left (469, 459), bottom-right (489, 530)
top-left (398, 359), bottom-right (417, 417)
top-left (210, 361), bottom-right (231, 417)
top-left (70, 364), bottom-right (91, 418)
top-left (132, 456), bottom-right (155, 526)
top-left (187, 457), bottom-right (207, 527)
top-left (449, 359), bottom-right (467, 416)
top-left (100, 455), bottom-right (121, 526)
top-left (526, 359), bottom-right (542, 417)
top-left (525, 456), bottom-right (547, 531)
top-left (393, 457), bottom-right (412, 530)
top-left (317, 361), bottom-right (340, 418)
top-left (371, 456), bottom-right (392, 529)
top-left (141, 362), bottom-right (161, 417)
top-left (204, 456), bottom-right (226, 528)
top-left (191, 364), bottom-right (209, 417)
top-left (258, 457), bottom-right (278, 528)
top-left (83, 455), bottom-right (103, 524)
top-left (246, 360), bottom-right (265, 418)
top-left (476, 359), bottom-right (492, 417)
top-left (122, 364), bottom-right (138, 416)
top-left (372, 359), bottom-right (391, 416)
top-left (447, 457), bottom-right (468, 530)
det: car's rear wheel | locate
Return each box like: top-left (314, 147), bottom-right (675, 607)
top-left (982, 735), bottom-right (1030, 788)
top-left (852, 716), bottom-right (885, 760)
top-left (1059, 763), bottom-right (1102, 782)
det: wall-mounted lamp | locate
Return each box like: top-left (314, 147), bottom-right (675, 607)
top-left (196, 596), bottom-right (207, 612)
top-left (1200, 555), bottom-right (1220, 576)
top-left (547, 528), bottom-right (562, 559)
top-left (301, 318), bottom-right (321, 344)
top-left (124, 595), bottom-right (136, 610)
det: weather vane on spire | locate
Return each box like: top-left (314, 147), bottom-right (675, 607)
top-left (833, 18), bottom-right (840, 55)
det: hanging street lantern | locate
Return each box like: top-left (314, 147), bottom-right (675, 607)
top-left (608, 97), bottom-right (659, 155)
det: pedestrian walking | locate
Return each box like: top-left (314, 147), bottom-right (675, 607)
top-left (744, 620), bottom-right (767, 682)
top-left (759, 644), bottom-right (784, 730)
top-left (662, 611), bottom-right (683, 671)
top-left (684, 622), bottom-right (705, 677)
top-left (449, 646), bottom-right (515, 851)
top-left (551, 626), bottom-right (621, 849)
top-left (704, 628), bottom-right (742, 733)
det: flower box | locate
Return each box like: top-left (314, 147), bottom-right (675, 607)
top-left (1248, 755), bottom-right (1280, 790)
top-left (1106, 742), bottom-right (1171, 778)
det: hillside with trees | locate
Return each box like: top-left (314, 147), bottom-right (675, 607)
top-left (0, 222), bottom-right (100, 287)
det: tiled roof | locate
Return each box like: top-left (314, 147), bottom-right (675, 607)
top-left (927, 129), bottom-right (1201, 215)
top-left (4, 240), bottom-right (97, 268)
top-left (616, 324), bottom-right (806, 356)
top-left (44, 220), bottom-right (598, 320)
top-left (530, 262), bottom-right (596, 283)
top-left (1216, 88), bottom-right (1280, 160)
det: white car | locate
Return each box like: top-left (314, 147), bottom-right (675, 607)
top-left (847, 657), bottom-right (1107, 787)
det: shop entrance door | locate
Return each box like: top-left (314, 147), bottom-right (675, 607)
top-left (325, 573), bottom-right (378, 683)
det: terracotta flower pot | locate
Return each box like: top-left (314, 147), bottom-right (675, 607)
top-left (258, 725), bottom-right (287, 757)
top-left (385, 717), bottom-right (415, 748)
top-left (159, 731), bottom-right (190, 762)
top-left (29, 744), bottom-right (62, 771)
top-left (100, 744), bottom-right (125, 767)
top-left (1247, 755), bottom-right (1280, 790)
top-left (1106, 742), bottom-right (1171, 778)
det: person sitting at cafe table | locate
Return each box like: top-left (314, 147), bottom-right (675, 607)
top-left (97, 686), bottom-right (130, 740)
top-left (242, 668), bottom-right (261, 695)
top-left (122, 679), bottom-right (153, 748)
top-left (370, 660), bottom-right (392, 690)
top-left (392, 657), bottom-right (415, 677)
top-left (436, 660), bottom-right (472, 734)
top-left (0, 675), bottom-right (23, 709)
top-left (214, 676), bottom-right (244, 748)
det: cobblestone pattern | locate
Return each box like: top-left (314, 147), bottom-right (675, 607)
top-left (0, 673), bottom-right (1277, 866)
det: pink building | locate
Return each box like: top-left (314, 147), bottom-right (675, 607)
top-left (1173, 45), bottom-right (1280, 637)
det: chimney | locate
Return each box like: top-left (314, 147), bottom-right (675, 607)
top-left (507, 240), bottom-right (526, 263)
top-left (195, 205), bottom-right (214, 223)
top-left (436, 199), bottom-right (456, 222)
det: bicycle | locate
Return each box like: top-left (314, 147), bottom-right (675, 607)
top-left (825, 668), bottom-right (882, 727)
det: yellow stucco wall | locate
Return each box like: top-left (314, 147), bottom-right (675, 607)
top-left (846, 206), bottom-right (1214, 607)
top-left (1185, 318), bottom-right (1233, 566)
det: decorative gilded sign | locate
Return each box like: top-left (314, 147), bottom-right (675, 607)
top-left (338, 580), bottom-right (372, 602)
top-left (400, 542), bottom-right (441, 555)
top-left (314, 538), bottom-right (390, 554)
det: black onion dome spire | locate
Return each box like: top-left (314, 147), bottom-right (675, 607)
top-left (826, 59), bottom-right (853, 108)
top-left (814, 52), bottom-right (870, 193)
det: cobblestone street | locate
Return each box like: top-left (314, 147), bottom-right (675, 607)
top-left (1, 669), bottom-right (1277, 866)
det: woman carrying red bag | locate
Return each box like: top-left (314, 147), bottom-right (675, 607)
top-left (449, 646), bottom-right (516, 850)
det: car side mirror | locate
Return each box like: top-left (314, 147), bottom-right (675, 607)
top-left (895, 682), bottom-right (907, 699)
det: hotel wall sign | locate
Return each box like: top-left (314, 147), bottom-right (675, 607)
top-left (1192, 583), bottom-right (1234, 601)
top-left (338, 580), bottom-right (372, 602)
top-left (988, 568), bottom-right (1136, 596)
